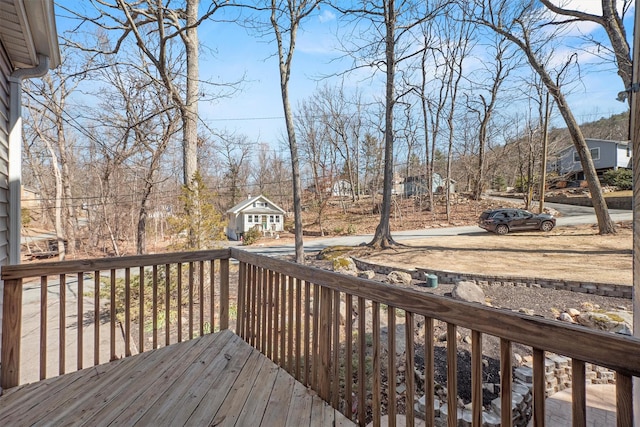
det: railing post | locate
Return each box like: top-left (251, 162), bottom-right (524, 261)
top-left (220, 258), bottom-right (229, 330)
top-left (317, 286), bottom-right (332, 401)
top-left (1, 278), bottom-right (23, 389)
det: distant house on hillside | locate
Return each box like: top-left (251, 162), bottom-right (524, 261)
top-left (403, 173), bottom-right (455, 196)
top-left (549, 138), bottom-right (631, 180)
top-left (225, 195), bottom-right (286, 241)
top-left (331, 180), bottom-right (352, 197)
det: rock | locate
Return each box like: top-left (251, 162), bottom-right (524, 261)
top-left (381, 323), bottom-right (407, 355)
top-left (567, 308), bottom-right (580, 317)
top-left (576, 310), bottom-right (633, 334)
top-left (451, 281), bottom-right (485, 304)
top-left (580, 302), bottom-right (596, 311)
top-left (358, 270), bottom-right (376, 279)
top-left (482, 411), bottom-right (501, 427)
top-left (333, 256), bottom-right (358, 276)
top-left (463, 335), bottom-right (472, 344)
top-left (514, 353), bottom-right (523, 365)
top-left (559, 312), bottom-right (573, 322)
top-left (519, 308), bottom-right (534, 316)
top-left (387, 271), bottom-right (413, 285)
top-left (438, 331), bottom-right (461, 342)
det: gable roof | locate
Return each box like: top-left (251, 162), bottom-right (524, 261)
top-left (0, 0), bottom-right (60, 69)
top-left (226, 195), bottom-right (286, 215)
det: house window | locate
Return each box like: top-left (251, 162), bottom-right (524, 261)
top-left (574, 148), bottom-right (600, 162)
top-left (254, 215), bottom-right (259, 222)
top-left (269, 215), bottom-right (274, 223)
top-left (275, 216), bottom-right (280, 223)
top-left (248, 215), bottom-right (252, 223)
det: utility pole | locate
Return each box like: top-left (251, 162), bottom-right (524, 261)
top-left (539, 91), bottom-right (550, 213)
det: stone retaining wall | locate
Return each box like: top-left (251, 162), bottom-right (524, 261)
top-left (351, 258), bottom-right (632, 299)
top-left (515, 355), bottom-right (616, 396)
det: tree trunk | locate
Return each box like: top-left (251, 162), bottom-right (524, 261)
top-left (370, 0), bottom-right (397, 248)
top-left (524, 52), bottom-right (615, 234)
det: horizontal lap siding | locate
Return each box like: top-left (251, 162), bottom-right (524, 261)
top-left (0, 43), bottom-right (11, 359)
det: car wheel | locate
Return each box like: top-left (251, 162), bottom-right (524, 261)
top-left (541, 221), bottom-right (554, 232)
top-left (495, 224), bottom-right (509, 235)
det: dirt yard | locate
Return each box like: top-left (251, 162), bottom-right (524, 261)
top-left (348, 221), bottom-right (633, 285)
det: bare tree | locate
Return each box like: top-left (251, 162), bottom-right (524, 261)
top-left (334, 0), bottom-right (446, 248)
top-left (441, 9), bottom-right (473, 221)
top-left (23, 52), bottom-right (84, 259)
top-left (65, 0), bottom-right (239, 248)
top-left (471, 0), bottom-right (615, 234)
top-left (297, 95), bottom-right (335, 236)
top-left (540, 0), bottom-right (632, 102)
top-left (267, 0), bottom-right (322, 263)
top-left (467, 35), bottom-right (516, 200)
top-left (218, 135), bottom-right (251, 207)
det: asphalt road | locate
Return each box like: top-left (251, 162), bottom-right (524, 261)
top-left (243, 200), bottom-right (633, 257)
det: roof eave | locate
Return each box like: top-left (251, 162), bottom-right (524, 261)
top-left (23, 0), bottom-right (60, 69)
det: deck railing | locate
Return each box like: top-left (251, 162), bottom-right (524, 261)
top-left (2, 247), bottom-right (640, 426)
top-left (230, 248), bottom-right (640, 427)
top-left (1, 249), bottom-right (230, 388)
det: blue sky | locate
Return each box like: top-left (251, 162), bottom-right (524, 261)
top-left (54, 1), bottom-right (632, 151)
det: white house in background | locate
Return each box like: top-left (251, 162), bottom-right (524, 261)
top-left (403, 173), bottom-right (455, 196)
top-left (226, 195), bottom-right (287, 240)
top-left (331, 180), bottom-right (352, 197)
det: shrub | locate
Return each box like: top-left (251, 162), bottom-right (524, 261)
top-left (602, 168), bottom-right (632, 190)
top-left (242, 227), bottom-right (262, 246)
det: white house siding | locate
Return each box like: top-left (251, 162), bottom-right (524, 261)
top-left (616, 144), bottom-right (632, 169)
top-left (0, 44), bottom-right (11, 359)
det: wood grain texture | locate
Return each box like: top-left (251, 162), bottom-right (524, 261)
top-left (471, 330), bottom-right (482, 427)
top-left (358, 296), bottom-right (366, 427)
top-left (405, 311), bottom-right (415, 423)
top-left (1, 249), bottom-right (231, 280)
top-left (95, 271), bottom-right (101, 362)
top-left (60, 274), bottom-right (66, 374)
top-left (0, 329), bottom-right (346, 427)
top-left (125, 268), bottom-right (131, 356)
top-left (372, 302), bottom-right (381, 426)
top-left (176, 263), bottom-right (182, 344)
top-left (220, 259), bottom-right (229, 330)
top-left (616, 372), bottom-right (633, 427)
top-left (40, 276), bottom-right (47, 380)
top-left (447, 324), bottom-right (457, 427)
top-left (424, 316), bottom-right (434, 426)
top-left (345, 293), bottom-right (353, 422)
top-left (153, 265), bottom-right (158, 349)
top-left (500, 338), bottom-right (512, 427)
top-left (571, 359), bottom-right (586, 427)
top-left (231, 249), bottom-right (640, 376)
top-left (1, 278), bottom-right (23, 388)
top-left (165, 264), bottom-right (170, 346)
top-left (532, 348), bottom-right (545, 427)
top-left (388, 307), bottom-right (396, 423)
top-left (77, 272), bottom-right (84, 369)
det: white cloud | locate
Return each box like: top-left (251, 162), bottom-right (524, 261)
top-left (318, 9), bottom-right (336, 24)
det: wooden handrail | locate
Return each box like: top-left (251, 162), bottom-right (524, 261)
top-left (3, 246), bottom-right (638, 425)
top-left (231, 248), bottom-right (639, 425)
top-left (231, 248), bottom-right (640, 377)
top-left (1, 249), bottom-right (232, 389)
top-left (0, 249), bottom-right (231, 280)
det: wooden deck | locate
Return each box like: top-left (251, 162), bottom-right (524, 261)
top-left (0, 330), bottom-right (355, 426)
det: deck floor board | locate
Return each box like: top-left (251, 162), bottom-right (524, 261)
top-left (0, 330), bottom-right (355, 427)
